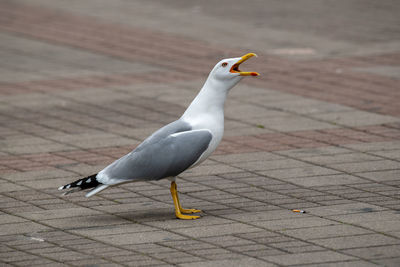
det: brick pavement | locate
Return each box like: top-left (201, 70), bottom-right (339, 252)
top-left (1, 1), bottom-right (400, 266)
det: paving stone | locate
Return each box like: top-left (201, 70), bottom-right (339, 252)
top-left (145, 216), bottom-right (232, 230)
top-left (0, 181), bottom-right (29, 193)
top-left (311, 110), bottom-right (400, 127)
top-left (262, 251), bottom-right (356, 265)
top-left (343, 141), bottom-right (400, 152)
top-left (258, 166), bottom-right (341, 179)
top-left (233, 158), bottom-right (310, 172)
top-left (172, 223), bottom-right (262, 238)
top-left (277, 146), bottom-right (353, 158)
top-left (330, 160), bottom-right (400, 173)
top-left (94, 230), bottom-right (185, 245)
top-left (370, 149), bottom-right (400, 160)
top-left (285, 174), bottom-right (367, 187)
top-left (311, 234), bottom-right (400, 250)
top-left (0, 222), bottom-right (50, 235)
top-left (279, 224), bottom-right (373, 240)
top-left (41, 214), bottom-right (131, 229)
top-left (222, 209), bottom-right (299, 222)
top-left (184, 164), bottom-right (243, 177)
top-left (301, 260), bottom-right (379, 267)
top-left (302, 153), bottom-right (383, 165)
top-left (283, 245), bottom-right (326, 254)
top-left (357, 170), bottom-right (400, 182)
top-left (70, 223), bottom-right (157, 237)
top-left (327, 210), bottom-right (400, 225)
top-left (178, 257), bottom-right (275, 267)
top-left (305, 202), bottom-right (387, 217)
top-left (200, 235), bottom-right (256, 247)
top-left (16, 207), bottom-right (102, 220)
top-left (249, 115), bottom-right (338, 132)
top-left (211, 152), bottom-right (284, 164)
top-left (252, 216), bottom-right (338, 231)
top-left (371, 257), bottom-right (400, 266)
top-left (343, 244), bottom-right (400, 260)
top-left (354, 220), bottom-right (400, 233)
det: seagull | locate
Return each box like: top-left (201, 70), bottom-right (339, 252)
top-left (59, 53), bottom-right (259, 219)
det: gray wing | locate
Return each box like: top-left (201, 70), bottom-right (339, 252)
top-left (98, 129), bottom-right (212, 184)
top-left (135, 120), bottom-right (192, 151)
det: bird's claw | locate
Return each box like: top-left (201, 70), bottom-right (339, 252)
top-left (176, 213), bottom-right (200, 220)
top-left (180, 208), bottom-right (202, 214)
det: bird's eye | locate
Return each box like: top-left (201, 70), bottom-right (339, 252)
top-left (221, 62), bottom-right (228, 67)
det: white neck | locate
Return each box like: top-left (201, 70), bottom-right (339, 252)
top-left (182, 76), bottom-right (241, 120)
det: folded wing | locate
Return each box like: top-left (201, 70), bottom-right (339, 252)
top-left (97, 129), bottom-right (213, 185)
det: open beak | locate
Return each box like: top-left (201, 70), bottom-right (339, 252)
top-left (230, 53), bottom-right (259, 76)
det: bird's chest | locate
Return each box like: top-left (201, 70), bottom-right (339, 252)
top-left (187, 114), bottom-right (224, 163)
top-left (190, 113), bottom-right (223, 138)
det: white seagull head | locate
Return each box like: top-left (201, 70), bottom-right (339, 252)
top-left (207, 52), bottom-right (259, 90)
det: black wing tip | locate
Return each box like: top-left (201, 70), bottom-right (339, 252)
top-left (58, 174), bottom-right (99, 193)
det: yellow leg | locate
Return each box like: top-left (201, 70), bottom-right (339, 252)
top-left (170, 181), bottom-right (201, 220)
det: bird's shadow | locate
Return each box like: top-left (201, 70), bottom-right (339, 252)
top-left (118, 209), bottom-right (175, 222)
top-left (75, 209), bottom-right (177, 226)
top-left (63, 211), bottom-right (176, 232)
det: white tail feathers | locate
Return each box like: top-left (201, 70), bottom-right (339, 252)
top-left (85, 185), bottom-right (109, 198)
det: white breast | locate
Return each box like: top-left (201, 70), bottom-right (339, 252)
top-left (183, 112), bottom-right (224, 167)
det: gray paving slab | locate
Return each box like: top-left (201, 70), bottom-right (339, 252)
top-left (310, 110), bottom-right (400, 127)
top-left (252, 216), bottom-right (338, 231)
top-left (279, 224), bottom-right (373, 240)
top-left (262, 251), bottom-right (356, 265)
top-left (352, 66), bottom-right (400, 79)
top-left (311, 234), bottom-right (400, 250)
top-left (179, 258), bottom-right (277, 267)
top-left (285, 174), bottom-right (366, 187)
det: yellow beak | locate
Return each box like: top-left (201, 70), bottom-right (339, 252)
top-left (230, 53), bottom-right (260, 76)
